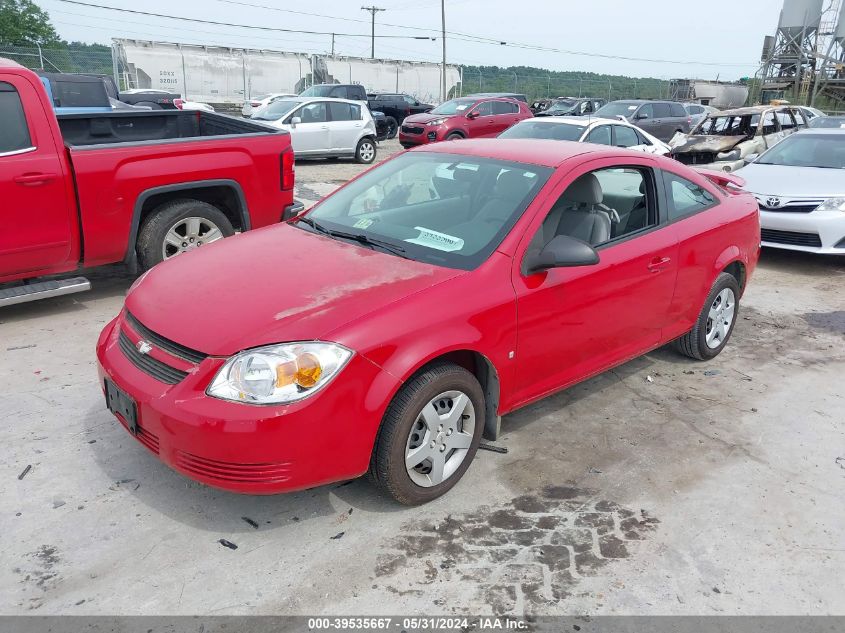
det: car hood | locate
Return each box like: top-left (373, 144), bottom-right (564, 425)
top-left (404, 112), bottom-right (455, 124)
top-left (670, 135), bottom-right (747, 153)
top-left (736, 163), bottom-right (845, 198)
top-left (125, 224), bottom-right (462, 357)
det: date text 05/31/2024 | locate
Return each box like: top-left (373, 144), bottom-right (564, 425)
top-left (307, 617), bottom-right (529, 630)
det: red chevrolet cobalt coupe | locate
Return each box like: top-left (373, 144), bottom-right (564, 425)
top-left (97, 140), bottom-right (760, 505)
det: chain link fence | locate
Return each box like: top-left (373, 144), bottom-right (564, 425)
top-left (0, 44), bottom-right (114, 77)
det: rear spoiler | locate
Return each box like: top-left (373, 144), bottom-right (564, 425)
top-left (694, 168), bottom-right (745, 191)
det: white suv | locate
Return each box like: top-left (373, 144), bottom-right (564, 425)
top-left (251, 96), bottom-right (378, 163)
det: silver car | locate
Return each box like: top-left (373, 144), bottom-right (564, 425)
top-left (737, 129), bottom-right (845, 255)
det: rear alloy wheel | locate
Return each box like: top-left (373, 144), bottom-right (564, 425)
top-left (355, 138), bottom-right (377, 164)
top-left (674, 272), bottom-right (740, 360)
top-left (136, 199), bottom-right (234, 270)
top-left (370, 363), bottom-right (484, 505)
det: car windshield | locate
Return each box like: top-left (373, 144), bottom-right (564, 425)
top-left (544, 99), bottom-right (578, 113)
top-left (298, 152), bottom-right (552, 270)
top-left (429, 98), bottom-right (477, 115)
top-left (498, 120), bottom-right (586, 141)
top-left (756, 134), bottom-right (845, 169)
top-left (595, 102), bottom-right (639, 118)
top-left (251, 99), bottom-right (300, 121)
top-left (299, 86), bottom-right (335, 97)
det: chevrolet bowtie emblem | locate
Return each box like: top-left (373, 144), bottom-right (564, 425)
top-left (136, 340), bottom-right (153, 355)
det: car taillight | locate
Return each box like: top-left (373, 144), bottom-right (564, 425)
top-left (281, 147), bottom-right (295, 191)
top-left (174, 98), bottom-right (185, 110)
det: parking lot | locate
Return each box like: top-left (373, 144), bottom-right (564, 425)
top-left (2, 142), bottom-right (844, 616)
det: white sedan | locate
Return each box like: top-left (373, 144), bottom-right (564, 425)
top-left (251, 97), bottom-right (378, 163)
top-left (498, 116), bottom-right (671, 155)
top-left (737, 128), bottom-right (845, 255)
top-left (242, 92), bottom-right (298, 117)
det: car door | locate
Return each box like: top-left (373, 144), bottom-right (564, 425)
top-left (650, 103), bottom-right (673, 140)
top-left (288, 101), bottom-right (330, 155)
top-left (327, 101), bottom-right (364, 153)
top-left (466, 100), bottom-right (496, 137)
top-left (0, 77), bottom-right (75, 278)
top-left (490, 100), bottom-right (522, 135)
top-left (633, 103), bottom-right (656, 135)
top-left (510, 157), bottom-right (679, 406)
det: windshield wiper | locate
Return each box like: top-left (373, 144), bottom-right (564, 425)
top-left (295, 218), bottom-right (409, 258)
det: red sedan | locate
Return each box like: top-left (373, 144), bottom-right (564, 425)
top-left (399, 96), bottom-right (532, 148)
top-left (97, 140), bottom-right (760, 505)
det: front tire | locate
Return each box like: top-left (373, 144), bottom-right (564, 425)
top-left (369, 363), bottom-right (485, 505)
top-left (385, 116), bottom-right (398, 139)
top-left (355, 137), bottom-right (377, 164)
top-left (136, 199), bottom-right (234, 270)
top-left (446, 132), bottom-right (464, 141)
top-left (673, 272), bottom-right (740, 360)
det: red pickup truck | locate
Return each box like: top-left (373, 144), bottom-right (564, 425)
top-left (0, 58), bottom-right (299, 307)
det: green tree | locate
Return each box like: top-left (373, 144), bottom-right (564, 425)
top-left (0, 0), bottom-right (60, 46)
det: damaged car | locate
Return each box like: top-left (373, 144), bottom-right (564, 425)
top-left (670, 105), bottom-right (809, 173)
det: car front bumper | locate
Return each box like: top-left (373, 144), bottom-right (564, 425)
top-left (399, 126), bottom-right (442, 148)
top-left (760, 209), bottom-right (845, 254)
top-left (96, 314), bottom-right (399, 494)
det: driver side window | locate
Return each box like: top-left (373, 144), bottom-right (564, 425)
top-left (472, 101), bottom-right (493, 116)
top-left (290, 101), bottom-right (327, 124)
top-left (527, 167), bottom-right (656, 256)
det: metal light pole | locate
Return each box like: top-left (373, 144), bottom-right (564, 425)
top-left (441, 0), bottom-right (447, 102)
top-left (361, 6), bottom-right (385, 59)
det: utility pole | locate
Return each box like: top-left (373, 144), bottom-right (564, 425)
top-left (361, 6), bottom-right (385, 59)
top-left (441, 0), bottom-right (446, 101)
top-left (331, 33), bottom-right (335, 56)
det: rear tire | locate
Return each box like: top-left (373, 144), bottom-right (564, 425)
top-left (136, 199), bottom-right (234, 271)
top-left (355, 137), bottom-right (377, 164)
top-left (673, 272), bottom-right (740, 360)
top-left (369, 362), bottom-right (485, 505)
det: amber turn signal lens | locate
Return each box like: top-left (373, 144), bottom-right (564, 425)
top-left (294, 352), bottom-right (322, 388)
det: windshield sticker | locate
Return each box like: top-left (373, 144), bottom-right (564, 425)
top-left (627, 105), bottom-right (637, 111)
top-left (456, 104), bottom-right (469, 111)
top-left (353, 217), bottom-right (374, 229)
top-left (405, 227), bottom-right (465, 252)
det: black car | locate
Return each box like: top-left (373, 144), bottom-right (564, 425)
top-left (534, 97), bottom-right (607, 117)
top-left (367, 93), bottom-right (433, 138)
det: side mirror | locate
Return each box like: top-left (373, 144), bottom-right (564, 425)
top-left (523, 235), bottom-right (600, 274)
top-left (290, 116), bottom-right (301, 127)
top-left (282, 201), bottom-right (306, 221)
top-left (467, 111), bottom-right (479, 119)
top-left (635, 112), bottom-right (648, 120)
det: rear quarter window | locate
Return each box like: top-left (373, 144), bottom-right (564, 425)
top-left (670, 103), bottom-right (688, 117)
top-left (0, 82), bottom-right (32, 153)
top-left (663, 171), bottom-right (717, 221)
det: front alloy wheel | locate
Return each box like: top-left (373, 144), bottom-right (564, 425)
top-left (405, 390), bottom-right (476, 487)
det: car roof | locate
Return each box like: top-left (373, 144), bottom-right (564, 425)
top-left (794, 127), bottom-right (845, 135)
top-left (0, 57), bottom-right (25, 70)
top-left (519, 116), bottom-right (623, 126)
top-left (407, 138), bottom-right (637, 168)
top-left (715, 105), bottom-right (793, 116)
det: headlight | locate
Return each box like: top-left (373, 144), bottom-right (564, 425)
top-left (428, 118), bottom-right (447, 126)
top-left (814, 197), bottom-right (845, 212)
top-left (207, 342), bottom-right (353, 405)
top-left (717, 149), bottom-right (741, 161)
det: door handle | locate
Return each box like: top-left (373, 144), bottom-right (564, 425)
top-left (647, 256), bottom-right (671, 272)
top-left (14, 173), bottom-right (57, 186)
top-left (320, 125), bottom-right (329, 130)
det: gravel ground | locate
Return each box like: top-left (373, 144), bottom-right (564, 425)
top-left (1, 146), bottom-right (844, 616)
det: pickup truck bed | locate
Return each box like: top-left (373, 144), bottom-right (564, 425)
top-left (57, 110), bottom-right (270, 146)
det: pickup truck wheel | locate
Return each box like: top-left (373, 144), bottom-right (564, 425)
top-left (369, 362), bottom-right (484, 505)
top-left (355, 138), bottom-right (377, 164)
top-left (137, 199), bottom-right (234, 270)
top-left (673, 272), bottom-right (740, 361)
top-left (385, 116), bottom-right (398, 139)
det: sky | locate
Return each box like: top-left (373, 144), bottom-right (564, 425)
top-left (38, 0), bottom-right (781, 80)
